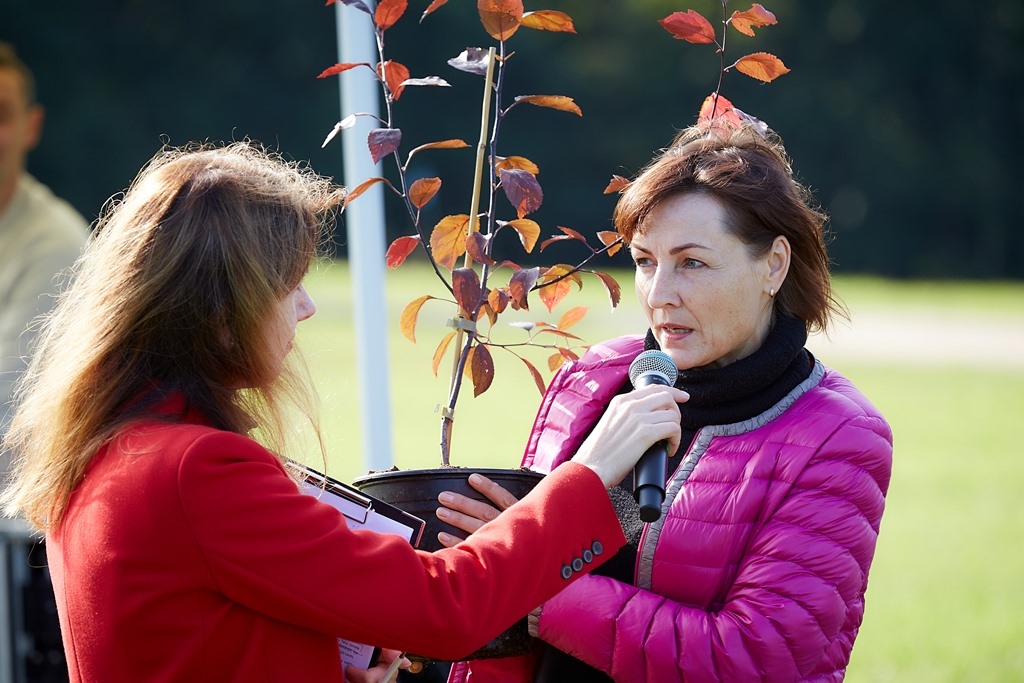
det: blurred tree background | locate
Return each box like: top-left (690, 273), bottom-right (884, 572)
top-left (3, 0), bottom-right (1022, 278)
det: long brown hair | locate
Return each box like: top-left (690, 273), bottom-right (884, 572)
top-left (614, 123), bottom-right (843, 333)
top-left (2, 141), bottom-right (345, 531)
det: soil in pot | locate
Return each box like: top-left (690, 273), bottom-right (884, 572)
top-left (352, 467), bottom-right (545, 662)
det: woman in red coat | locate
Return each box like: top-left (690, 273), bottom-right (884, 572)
top-left (0, 141), bottom-right (687, 683)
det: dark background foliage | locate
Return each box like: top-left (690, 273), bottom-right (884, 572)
top-left (3, 0), bottom-right (1022, 278)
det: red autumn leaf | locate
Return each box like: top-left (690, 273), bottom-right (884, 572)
top-left (495, 155), bottom-right (540, 175)
top-left (478, 0), bottom-right (524, 41)
top-left (399, 294), bottom-right (435, 342)
top-left (466, 232), bottom-right (496, 266)
top-left (375, 0), bottom-right (407, 30)
top-left (343, 176), bottom-right (392, 206)
top-left (377, 60), bottom-right (411, 100)
top-left (540, 225), bottom-right (586, 251)
top-left (429, 214), bottom-right (471, 270)
top-left (659, 10), bottom-right (716, 44)
top-left (557, 305), bottom-right (587, 330)
top-left (559, 347), bottom-right (580, 362)
top-left (597, 231), bottom-right (623, 257)
top-left (420, 0), bottom-right (448, 22)
top-left (367, 128), bottom-right (401, 165)
top-left (431, 330), bottom-right (457, 375)
top-left (508, 267), bottom-right (540, 309)
top-left (550, 348), bottom-right (580, 371)
top-left (559, 225), bottom-right (587, 241)
top-left (465, 343), bottom-right (495, 396)
top-left (594, 270), bottom-right (622, 309)
top-left (494, 259), bottom-right (522, 272)
top-left (538, 264), bottom-right (581, 312)
top-left (513, 95), bottom-right (582, 116)
top-left (476, 301), bottom-right (497, 327)
top-left (521, 10), bottom-right (576, 33)
top-left (502, 218), bottom-right (540, 253)
top-left (452, 267), bottom-right (482, 317)
top-left (488, 287), bottom-right (510, 314)
top-left (405, 138), bottom-right (469, 167)
top-left (548, 349), bottom-right (578, 372)
top-left (499, 168), bottom-right (543, 218)
top-left (698, 92), bottom-right (741, 126)
top-left (697, 92), bottom-right (770, 135)
top-left (604, 174), bottom-right (632, 194)
top-left (730, 4), bottom-right (778, 37)
top-left (518, 355), bottom-right (546, 395)
top-left (733, 52), bottom-right (790, 82)
top-left (411, 139), bottom-right (470, 152)
top-left (409, 177), bottom-right (441, 209)
top-left (386, 234), bottom-right (421, 269)
top-left (540, 262), bottom-right (582, 287)
top-left (317, 62), bottom-right (371, 79)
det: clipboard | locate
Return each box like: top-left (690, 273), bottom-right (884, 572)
top-left (288, 463), bottom-right (426, 670)
top-left (291, 463), bottom-right (425, 547)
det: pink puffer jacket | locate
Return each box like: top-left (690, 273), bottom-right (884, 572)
top-left (450, 335), bottom-right (893, 682)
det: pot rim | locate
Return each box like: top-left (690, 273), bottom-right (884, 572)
top-left (352, 466), bottom-right (544, 486)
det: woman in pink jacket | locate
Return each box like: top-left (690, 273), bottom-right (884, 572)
top-left (441, 120), bottom-right (893, 682)
top-left (0, 141), bottom-right (688, 683)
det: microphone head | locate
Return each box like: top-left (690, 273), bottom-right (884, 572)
top-left (628, 350), bottom-right (678, 388)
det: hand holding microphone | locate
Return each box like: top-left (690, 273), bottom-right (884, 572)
top-left (628, 351), bottom-right (680, 523)
top-left (572, 352), bottom-right (686, 494)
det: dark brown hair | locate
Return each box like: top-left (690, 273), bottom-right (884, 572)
top-left (614, 123), bottom-right (843, 333)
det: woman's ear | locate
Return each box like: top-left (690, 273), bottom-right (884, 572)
top-left (766, 235), bottom-right (791, 292)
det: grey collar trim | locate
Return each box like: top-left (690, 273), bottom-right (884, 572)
top-left (635, 360), bottom-right (826, 590)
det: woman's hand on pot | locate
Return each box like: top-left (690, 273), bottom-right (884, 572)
top-left (574, 385), bottom-right (689, 488)
top-left (435, 473), bottom-right (519, 548)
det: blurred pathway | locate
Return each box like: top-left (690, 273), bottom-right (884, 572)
top-left (808, 307), bottom-right (1024, 369)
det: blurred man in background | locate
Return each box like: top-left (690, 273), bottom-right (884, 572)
top-left (0, 41), bottom-right (87, 683)
top-left (0, 42), bottom-right (88, 476)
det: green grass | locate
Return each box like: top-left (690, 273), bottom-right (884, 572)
top-left (835, 363), bottom-right (1024, 681)
top-left (298, 260), bottom-right (1024, 682)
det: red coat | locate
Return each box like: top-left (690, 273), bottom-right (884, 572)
top-left (47, 399), bottom-right (625, 682)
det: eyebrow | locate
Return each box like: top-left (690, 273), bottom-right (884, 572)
top-left (630, 242), bottom-right (711, 255)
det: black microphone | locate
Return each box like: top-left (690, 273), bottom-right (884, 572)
top-left (627, 350), bottom-right (679, 523)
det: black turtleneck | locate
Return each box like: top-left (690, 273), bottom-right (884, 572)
top-left (534, 315), bottom-right (814, 683)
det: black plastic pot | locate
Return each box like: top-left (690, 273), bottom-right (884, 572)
top-left (352, 467), bottom-right (545, 662)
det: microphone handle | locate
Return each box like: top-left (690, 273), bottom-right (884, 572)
top-left (634, 441), bottom-right (667, 523)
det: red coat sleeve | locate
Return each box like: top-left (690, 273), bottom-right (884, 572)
top-left (176, 429), bottom-right (625, 661)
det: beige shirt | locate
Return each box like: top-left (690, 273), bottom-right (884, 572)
top-left (0, 172), bottom-right (88, 477)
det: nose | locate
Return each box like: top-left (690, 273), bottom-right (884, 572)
top-left (639, 265), bottom-right (680, 310)
top-left (297, 285), bottom-right (316, 321)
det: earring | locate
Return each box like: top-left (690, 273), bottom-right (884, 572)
top-left (769, 287), bottom-right (775, 298)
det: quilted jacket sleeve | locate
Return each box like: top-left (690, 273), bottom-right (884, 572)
top-left (533, 408), bottom-right (893, 682)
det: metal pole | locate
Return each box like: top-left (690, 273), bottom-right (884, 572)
top-left (334, 1), bottom-right (394, 471)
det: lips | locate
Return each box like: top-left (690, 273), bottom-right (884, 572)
top-left (658, 323), bottom-right (692, 335)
